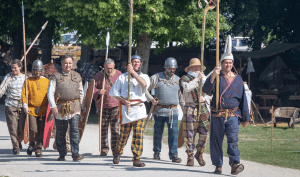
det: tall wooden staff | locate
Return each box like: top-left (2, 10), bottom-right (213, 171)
top-left (22, 1), bottom-right (29, 143)
top-left (216, 0), bottom-right (220, 109)
top-left (127, 0), bottom-right (134, 113)
top-left (21, 21), bottom-right (48, 62)
top-left (98, 32), bottom-right (110, 151)
top-left (198, 0), bottom-right (216, 119)
top-left (270, 106), bottom-right (274, 152)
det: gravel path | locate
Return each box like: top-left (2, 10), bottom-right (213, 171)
top-left (0, 104), bottom-right (299, 177)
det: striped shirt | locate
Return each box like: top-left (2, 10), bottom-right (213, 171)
top-left (0, 73), bottom-right (26, 107)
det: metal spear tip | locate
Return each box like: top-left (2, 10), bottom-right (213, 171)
top-left (106, 32), bottom-right (110, 47)
top-left (22, 1), bottom-right (24, 16)
top-left (42, 21), bottom-right (48, 30)
top-left (198, 0), bottom-right (202, 9)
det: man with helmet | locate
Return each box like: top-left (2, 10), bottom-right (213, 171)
top-left (109, 55), bottom-right (150, 167)
top-left (145, 57), bottom-right (183, 163)
top-left (179, 58), bottom-right (210, 167)
top-left (22, 60), bottom-right (49, 157)
top-left (203, 35), bottom-right (250, 175)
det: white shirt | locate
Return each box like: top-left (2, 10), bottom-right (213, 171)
top-left (47, 71), bottom-right (84, 120)
top-left (109, 72), bottom-right (150, 124)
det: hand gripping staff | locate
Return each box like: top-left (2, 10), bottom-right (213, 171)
top-left (197, 0), bottom-right (216, 120)
top-left (98, 32), bottom-right (110, 151)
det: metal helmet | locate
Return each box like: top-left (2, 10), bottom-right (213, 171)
top-left (164, 57), bottom-right (178, 68)
top-left (32, 60), bottom-right (44, 71)
top-left (131, 55), bottom-right (142, 61)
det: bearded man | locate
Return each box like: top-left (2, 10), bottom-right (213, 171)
top-left (145, 57), bottom-right (183, 163)
top-left (93, 58), bottom-right (122, 156)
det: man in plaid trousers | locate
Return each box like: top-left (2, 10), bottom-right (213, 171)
top-left (180, 58), bottom-right (211, 167)
top-left (109, 55), bottom-right (150, 167)
top-left (93, 58), bottom-right (122, 156)
top-left (47, 55), bottom-right (84, 161)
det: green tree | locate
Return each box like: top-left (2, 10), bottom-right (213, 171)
top-left (37, 0), bottom-right (230, 73)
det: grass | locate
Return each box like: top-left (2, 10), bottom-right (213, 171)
top-left (87, 115), bottom-right (300, 169)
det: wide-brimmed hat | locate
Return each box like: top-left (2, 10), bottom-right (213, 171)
top-left (185, 58), bottom-right (206, 73)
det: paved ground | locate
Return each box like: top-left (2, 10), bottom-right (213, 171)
top-left (0, 104), bottom-right (300, 177)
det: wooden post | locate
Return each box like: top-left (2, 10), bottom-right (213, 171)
top-left (270, 106), bottom-right (274, 152)
top-left (216, 0), bottom-right (220, 109)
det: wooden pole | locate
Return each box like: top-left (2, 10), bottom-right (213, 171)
top-left (21, 21), bottom-right (48, 62)
top-left (22, 1), bottom-right (29, 144)
top-left (198, 0), bottom-right (215, 119)
top-left (98, 32), bottom-right (110, 152)
top-left (127, 0), bottom-right (134, 113)
top-left (271, 106), bottom-right (274, 152)
top-left (216, 0), bottom-right (220, 109)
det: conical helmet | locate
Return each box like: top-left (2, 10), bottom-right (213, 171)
top-left (220, 35), bottom-right (234, 63)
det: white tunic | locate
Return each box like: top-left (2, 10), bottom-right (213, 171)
top-left (109, 72), bottom-right (150, 124)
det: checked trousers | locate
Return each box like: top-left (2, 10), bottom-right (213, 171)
top-left (117, 118), bottom-right (145, 160)
top-left (55, 114), bottom-right (80, 156)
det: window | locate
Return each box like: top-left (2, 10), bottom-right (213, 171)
top-left (232, 40), bottom-right (237, 47)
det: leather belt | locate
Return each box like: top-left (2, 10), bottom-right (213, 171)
top-left (155, 104), bottom-right (177, 110)
top-left (211, 107), bottom-right (239, 121)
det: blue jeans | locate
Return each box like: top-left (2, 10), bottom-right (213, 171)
top-left (210, 116), bottom-right (240, 166)
top-left (153, 114), bottom-right (178, 159)
top-left (55, 115), bottom-right (80, 156)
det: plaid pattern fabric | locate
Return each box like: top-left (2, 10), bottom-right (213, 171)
top-left (182, 105), bottom-right (209, 154)
top-left (117, 118), bottom-right (145, 160)
top-left (180, 74), bottom-right (200, 103)
top-left (5, 106), bottom-right (26, 150)
top-left (0, 74), bottom-right (26, 108)
top-left (55, 114), bottom-right (80, 156)
top-left (153, 115), bottom-right (179, 159)
top-left (100, 106), bottom-right (120, 153)
top-left (28, 115), bottom-right (45, 149)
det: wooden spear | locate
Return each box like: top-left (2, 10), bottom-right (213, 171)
top-left (198, 0), bottom-right (216, 120)
top-left (270, 106), bottom-right (274, 152)
top-left (22, 1), bottom-right (29, 144)
top-left (98, 32), bottom-right (110, 151)
top-left (21, 21), bottom-right (48, 62)
top-left (127, 0), bottom-right (134, 113)
top-left (216, 0), bottom-right (220, 109)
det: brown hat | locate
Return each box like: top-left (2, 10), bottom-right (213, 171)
top-left (185, 58), bottom-right (206, 73)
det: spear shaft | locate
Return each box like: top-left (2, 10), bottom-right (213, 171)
top-left (216, 0), bottom-right (220, 109)
top-left (21, 21), bottom-right (48, 62)
top-left (127, 0), bottom-right (134, 113)
top-left (22, 1), bottom-right (29, 144)
top-left (98, 32), bottom-right (110, 151)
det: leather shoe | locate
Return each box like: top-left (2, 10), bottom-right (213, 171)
top-left (133, 159), bottom-right (145, 167)
top-left (72, 154), bottom-right (84, 161)
top-left (153, 152), bottom-right (160, 160)
top-left (171, 155), bottom-right (182, 163)
top-left (214, 166), bottom-right (222, 174)
top-left (57, 155), bottom-right (65, 161)
top-left (100, 151), bottom-right (108, 156)
top-left (195, 151), bottom-right (206, 166)
top-left (231, 162), bottom-right (244, 175)
top-left (27, 146), bottom-right (34, 156)
top-left (113, 154), bottom-right (121, 164)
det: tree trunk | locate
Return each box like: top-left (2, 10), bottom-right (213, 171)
top-left (12, 26), bottom-right (23, 61)
top-left (41, 22), bottom-right (55, 65)
top-left (136, 33), bottom-right (151, 74)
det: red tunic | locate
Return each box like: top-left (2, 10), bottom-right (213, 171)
top-left (93, 69), bottom-right (122, 109)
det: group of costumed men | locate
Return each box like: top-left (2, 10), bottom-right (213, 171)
top-left (0, 37), bottom-right (250, 174)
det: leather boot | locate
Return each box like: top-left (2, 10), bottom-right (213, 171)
top-left (133, 159), bottom-right (145, 167)
top-left (113, 153), bottom-right (121, 164)
top-left (231, 162), bottom-right (244, 175)
top-left (214, 166), bottom-right (222, 174)
top-left (186, 153), bottom-right (194, 166)
top-left (195, 151), bottom-right (206, 166)
top-left (153, 152), bottom-right (160, 160)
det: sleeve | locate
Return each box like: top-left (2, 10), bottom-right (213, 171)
top-left (0, 75), bottom-right (9, 98)
top-left (145, 74), bottom-right (158, 102)
top-left (93, 72), bottom-right (102, 101)
top-left (240, 82), bottom-right (250, 122)
top-left (141, 74), bottom-right (150, 93)
top-left (178, 90), bottom-right (185, 108)
top-left (109, 75), bottom-right (123, 99)
top-left (79, 81), bottom-right (84, 107)
top-left (22, 80), bottom-right (28, 109)
top-left (47, 78), bottom-right (57, 109)
top-left (181, 79), bottom-right (199, 92)
top-left (203, 75), bottom-right (216, 96)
